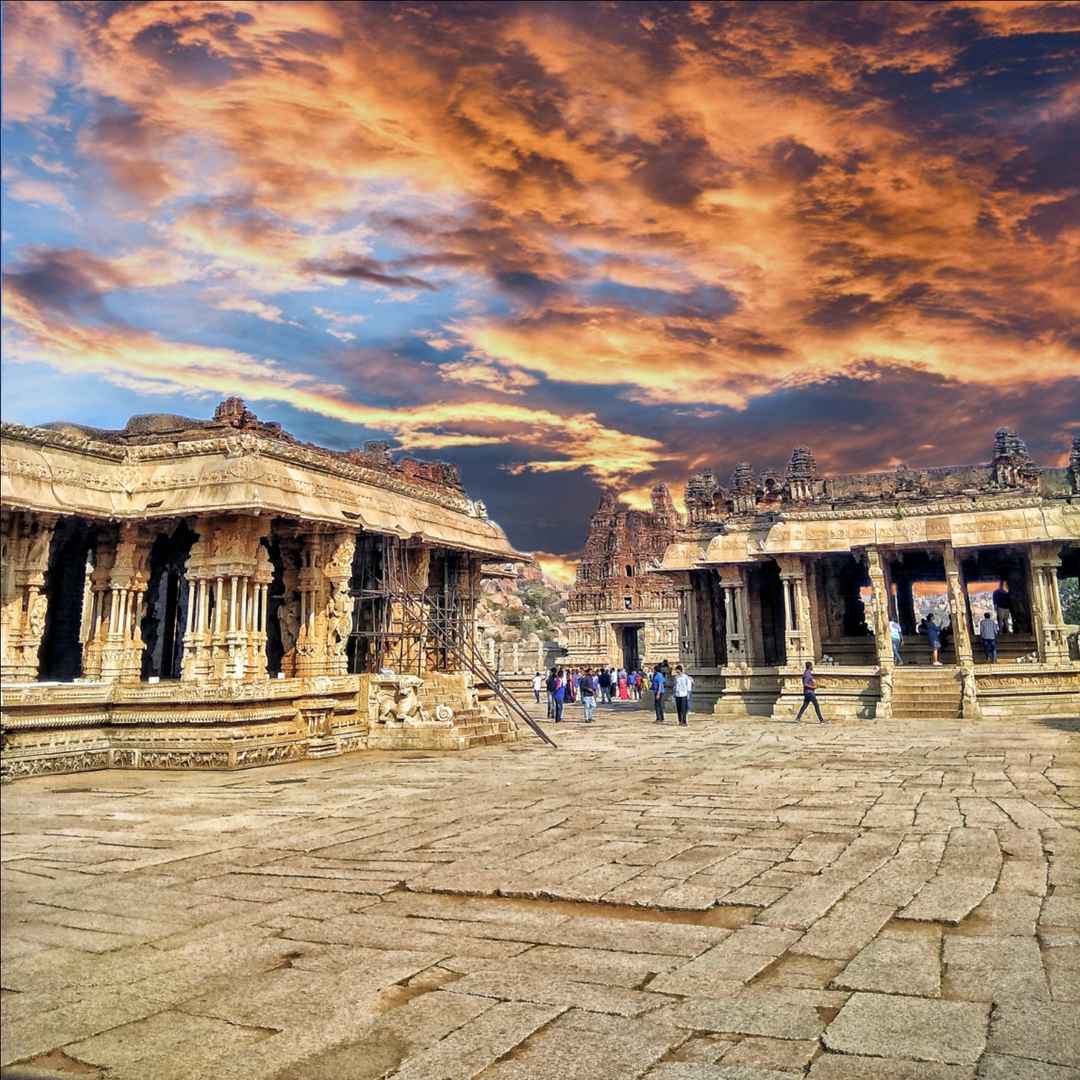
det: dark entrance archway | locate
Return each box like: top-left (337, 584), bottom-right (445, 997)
top-left (748, 562), bottom-right (786, 666)
top-left (140, 522), bottom-right (196, 680)
top-left (618, 623), bottom-right (643, 671)
top-left (38, 518), bottom-right (97, 682)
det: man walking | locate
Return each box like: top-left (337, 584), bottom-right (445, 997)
top-left (795, 661), bottom-right (825, 722)
top-left (978, 610), bottom-right (998, 662)
top-left (531, 671), bottom-right (544, 704)
top-left (580, 667), bottom-right (597, 722)
top-left (651, 664), bottom-right (666, 724)
top-left (673, 665), bottom-right (692, 726)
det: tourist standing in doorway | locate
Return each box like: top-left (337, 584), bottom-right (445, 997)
top-left (979, 610), bottom-right (998, 662)
top-left (580, 667), bottom-right (597, 722)
top-left (552, 669), bottom-right (566, 722)
top-left (673, 665), bottom-right (692, 726)
top-left (924, 614), bottom-right (943, 665)
top-left (795, 662), bottom-right (825, 722)
top-left (993, 580), bottom-right (1012, 634)
top-left (889, 618), bottom-right (903, 664)
top-left (651, 664), bottom-right (666, 723)
top-left (531, 671), bottom-right (543, 704)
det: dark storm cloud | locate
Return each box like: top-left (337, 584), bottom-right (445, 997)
top-left (304, 256), bottom-right (438, 292)
top-left (3, 248), bottom-right (127, 323)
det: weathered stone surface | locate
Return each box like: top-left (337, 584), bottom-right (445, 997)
top-left (2, 709), bottom-right (1076, 1078)
top-left (390, 1000), bottom-right (563, 1080)
top-left (833, 928), bottom-right (941, 996)
top-left (477, 1010), bottom-right (682, 1079)
top-left (807, 1055), bottom-right (975, 1079)
top-left (661, 993), bottom-right (824, 1039)
top-left (943, 935), bottom-right (1050, 1002)
top-left (986, 1001), bottom-right (1080, 1068)
top-left (823, 992), bottom-right (990, 1065)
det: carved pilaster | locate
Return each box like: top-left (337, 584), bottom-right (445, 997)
top-left (96, 523), bottom-right (153, 684)
top-left (864, 547), bottom-right (894, 719)
top-left (776, 556), bottom-right (815, 667)
top-left (1028, 542), bottom-right (1070, 665)
top-left (182, 516), bottom-right (272, 682)
top-left (0, 510), bottom-right (57, 681)
top-left (719, 567), bottom-right (751, 668)
top-left (294, 529), bottom-right (358, 678)
top-left (943, 542), bottom-right (980, 718)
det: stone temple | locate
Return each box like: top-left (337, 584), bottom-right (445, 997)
top-left (657, 431), bottom-right (1080, 720)
top-left (0, 399), bottom-right (541, 778)
top-left (564, 484), bottom-right (681, 672)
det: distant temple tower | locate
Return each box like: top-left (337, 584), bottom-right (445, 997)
top-left (564, 485), bottom-right (681, 672)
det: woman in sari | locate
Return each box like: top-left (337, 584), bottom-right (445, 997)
top-left (617, 670), bottom-right (629, 700)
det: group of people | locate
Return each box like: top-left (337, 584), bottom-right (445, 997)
top-left (886, 580), bottom-right (1014, 666)
top-left (531, 662), bottom-right (696, 726)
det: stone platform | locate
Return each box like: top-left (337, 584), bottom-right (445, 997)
top-left (1, 702), bottom-right (1077, 1079)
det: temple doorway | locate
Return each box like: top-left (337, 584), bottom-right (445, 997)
top-left (617, 623), bottom-right (644, 671)
top-left (38, 518), bottom-right (97, 682)
top-left (747, 562), bottom-right (786, 666)
top-left (886, 549), bottom-right (957, 664)
top-left (140, 523), bottom-right (196, 680)
top-left (815, 554), bottom-right (874, 664)
top-left (959, 545), bottom-right (1035, 662)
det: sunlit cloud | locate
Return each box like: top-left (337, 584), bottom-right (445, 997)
top-left (2, 0), bottom-right (1077, 556)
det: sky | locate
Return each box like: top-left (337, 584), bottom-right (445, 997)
top-left (2, 0), bottom-right (1079, 579)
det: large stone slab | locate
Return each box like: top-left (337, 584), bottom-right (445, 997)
top-left (823, 992), bottom-right (989, 1065)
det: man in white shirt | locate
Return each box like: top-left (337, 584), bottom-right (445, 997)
top-left (531, 671), bottom-right (544, 704)
top-left (673, 665), bottom-right (693, 727)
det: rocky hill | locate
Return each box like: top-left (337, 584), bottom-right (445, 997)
top-left (476, 560), bottom-right (569, 672)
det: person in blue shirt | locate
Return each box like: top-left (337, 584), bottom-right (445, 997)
top-left (651, 665), bottom-right (666, 724)
top-left (551, 668), bottom-right (566, 722)
top-left (579, 667), bottom-right (598, 722)
top-left (795, 662), bottom-right (825, 722)
top-left (924, 614), bottom-right (943, 666)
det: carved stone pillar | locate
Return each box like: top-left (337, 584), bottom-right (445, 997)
top-left (0, 511), bottom-right (57, 682)
top-left (1028, 542), bottom-right (1070, 664)
top-left (294, 529), bottom-right (357, 679)
top-left (182, 516), bottom-right (272, 682)
top-left (777, 556), bottom-right (815, 667)
top-left (865, 547), bottom-right (895, 720)
top-left (97, 524), bottom-right (152, 684)
top-left (719, 567), bottom-right (751, 668)
top-left (943, 542), bottom-right (980, 718)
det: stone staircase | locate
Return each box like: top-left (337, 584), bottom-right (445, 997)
top-left (447, 705), bottom-right (518, 747)
top-left (890, 666), bottom-right (963, 720)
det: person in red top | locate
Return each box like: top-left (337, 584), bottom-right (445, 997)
top-left (795, 661), bottom-right (826, 723)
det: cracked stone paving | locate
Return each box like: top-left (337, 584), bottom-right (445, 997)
top-left (2, 705), bottom-right (1078, 1080)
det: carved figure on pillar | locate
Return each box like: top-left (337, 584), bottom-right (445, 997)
top-left (1028, 542), bottom-right (1069, 664)
top-left (0, 511), bottom-right (58, 681)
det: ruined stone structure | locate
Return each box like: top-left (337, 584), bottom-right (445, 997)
top-left (565, 485), bottom-right (681, 671)
top-left (658, 433), bottom-right (1080, 721)
top-left (0, 399), bottom-right (531, 778)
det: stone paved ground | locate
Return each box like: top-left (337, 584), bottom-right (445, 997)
top-left (2, 703), bottom-right (1079, 1080)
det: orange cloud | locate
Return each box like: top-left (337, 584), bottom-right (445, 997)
top-left (531, 552), bottom-right (579, 588)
